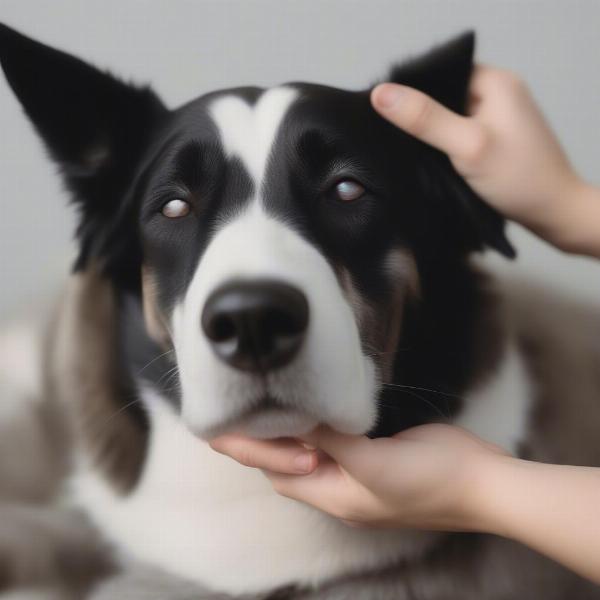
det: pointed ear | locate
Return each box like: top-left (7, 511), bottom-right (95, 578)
top-left (0, 23), bottom-right (168, 282)
top-left (388, 32), bottom-right (515, 259)
top-left (389, 31), bottom-right (475, 115)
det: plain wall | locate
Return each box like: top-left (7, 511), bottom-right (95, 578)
top-left (1, 0), bottom-right (599, 317)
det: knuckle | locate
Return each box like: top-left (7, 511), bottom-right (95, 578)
top-left (405, 93), bottom-right (434, 136)
top-left (496, 69), bottom-right (525, 93)
top-left (270, 477), bottom-right (292, 497)
top-left (460, 126), bottom-right (490, 165)
top-left (207, 439), bottom-right (223, 453)
top-left (237, 449), bottom-right (256, 468)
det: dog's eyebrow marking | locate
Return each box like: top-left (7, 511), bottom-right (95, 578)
top-left (208, 87), bottom-right (298, 188)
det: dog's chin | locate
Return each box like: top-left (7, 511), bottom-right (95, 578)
top-left (232, 408), bottom-right (319, 440)
top-left (197, 407), bottom-right (319, 441)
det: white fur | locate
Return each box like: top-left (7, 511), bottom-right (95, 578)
top-left (209, 87), bottom-right (298, 184)
top-left (172, 88), bottom-right (378, 439)
top-left (72, 387), bottom-right (435, 595)
top-left (173, 202), bottom-right (378, 439)
top-left (73, 87), bottom-right (530, 595)
top-left (455, 339), bottom-right (530, 453)
top-left (73, 340), bottom-right (530, 595)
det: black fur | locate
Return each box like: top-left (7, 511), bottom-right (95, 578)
top-left (0, 23), bottom-right (516, 434)
top-left (0, 23), bottom-right (167, 292)
top-left (0, 21), bottom-right (534, 599)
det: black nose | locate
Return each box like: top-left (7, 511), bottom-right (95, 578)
top-left (201, 280), bottom-right (309, 373)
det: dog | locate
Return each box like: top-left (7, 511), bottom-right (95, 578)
top-left (1, 23), bottom-right (600, 599)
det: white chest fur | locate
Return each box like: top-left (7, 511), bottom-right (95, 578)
top-left (72, 342), bottom-right (530, 595)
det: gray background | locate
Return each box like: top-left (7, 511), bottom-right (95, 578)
top-left (0, 0), bottom-right (599, 318)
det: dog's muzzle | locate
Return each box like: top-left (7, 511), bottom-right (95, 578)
top-left (201, 279), bottom-right (309, 373)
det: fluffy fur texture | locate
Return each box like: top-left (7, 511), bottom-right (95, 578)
top-left (1, 23), bottom-right (600, 599)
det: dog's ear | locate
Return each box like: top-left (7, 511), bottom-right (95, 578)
top-left (388, 32), bottom-right (515, 259)
top-left (0, 23), bottom-right (168, 286)
top-left (389, 31), bottom-right (475, 115)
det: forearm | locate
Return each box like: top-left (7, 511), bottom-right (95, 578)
top-left (564, 181), bottom-right (600, 258)
top-left (538, 180), bottom-right (600, 258)
top-left (478, 456), bottom-right (600, 584)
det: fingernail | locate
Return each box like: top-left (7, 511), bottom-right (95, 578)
top-left (301, 442), bottom-right (316, 451)
top-left (293, 453), bottom-right (314, 473)
top-left (374, 84), bottom-right (403, 109)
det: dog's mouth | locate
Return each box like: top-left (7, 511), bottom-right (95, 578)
top-left (201, 395), bottom-right (319, 440)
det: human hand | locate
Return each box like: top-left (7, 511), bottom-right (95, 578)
top-left (370, 66), bottom-right (591, 253)
top-left (209, 423), bottom-right (510, 531)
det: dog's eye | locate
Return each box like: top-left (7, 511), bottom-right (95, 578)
top-left (334, 180), bottom-right (365, 202)
top-left (161, 199), bottom-right (190, 219)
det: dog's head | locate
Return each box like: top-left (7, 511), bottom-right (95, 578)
top-left (0, 25), bottom-right (513, 441)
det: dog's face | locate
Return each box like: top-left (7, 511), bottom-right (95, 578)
top-left (0, 26), bottom-right (513, 440)
top-left (143, 84), bottom-right (416, 439)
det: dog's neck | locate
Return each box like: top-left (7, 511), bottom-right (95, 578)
top-left (50, 262), bottom-right (531, 595)
top-left (63, 262), bottom-right (529, 596)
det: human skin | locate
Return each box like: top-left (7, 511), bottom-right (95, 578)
top-left (209, 67), bottom-right (600, 584)
top-left (210, 425), bottom-right (600, 585)
top-left (371, 66), bottom-right (600, 258)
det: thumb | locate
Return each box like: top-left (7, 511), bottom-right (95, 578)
top-left (370, 83), bottom-right (486, 163)
top-left (301, 426), bottom-right (394, 483)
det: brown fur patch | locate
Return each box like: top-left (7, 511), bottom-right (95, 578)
top-left (45, 267), bottom-right (147, 494)
top-left (503, 280), bottom-right (600, 466)
top-left (336, 249), bottom-right (420, 383)
top-left (141, 265), bottom-right (172, 348)
top-left (0, 504), bottom-right (114, 596)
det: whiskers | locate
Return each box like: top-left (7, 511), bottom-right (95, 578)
top-left (154, 363), bottom-right (182, 394)
top-left (382, 382), bottom-right (463, 401)
top-left (81, 391), bottom-right (152, 450)
top-left (136, 348), bottom-right (176, 376)
top-left (362, 344), bottom-right (411, 361)
top-left (102, 395), bottom-right (148, 427)
top-left (380, 382), bottom-right (464, 423)
top-left (91, 358), bottom-right (181, 442)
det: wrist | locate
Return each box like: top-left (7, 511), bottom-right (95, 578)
top-left (462, 452), bottom-right (521, 537)
top-left (552, 179), bottom-right (600, 257)
top-left (532, 175), bottom-right (596, 255)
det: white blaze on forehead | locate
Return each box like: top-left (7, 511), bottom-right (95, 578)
top-left (209, 86), bottom-right (298, 185)
top-left (173, 85), bottom-right (377, 441)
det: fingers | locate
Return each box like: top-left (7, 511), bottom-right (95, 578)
top-left (266, 460), bottom-right (346, 513)
top-left (209, 434), bottom-right (318, 475)
top-left (300, 426), bottom-right (395, 485)
top-left (266, 459), bottom-right (378, 523)
top-left (302, 426), bottom-right (369, 465)
top-left (370, 83), bottom-right (488, 164)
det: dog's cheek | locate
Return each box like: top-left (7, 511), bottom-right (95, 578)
top-left (336, 249), bottom-right (419, 384)
top-left (141, 266), bottom-right (173, 349)
top-left (379, 248), bottom-right (420, 381)
top-left (335, 266), bottom-right (380, 365)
